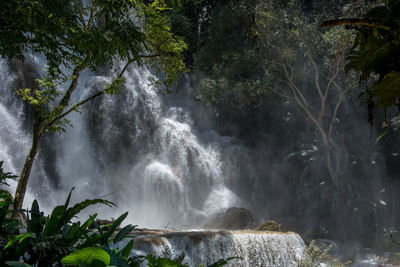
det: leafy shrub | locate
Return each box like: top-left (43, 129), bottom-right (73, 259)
top-left (295, 240), bottom-right (351, 267)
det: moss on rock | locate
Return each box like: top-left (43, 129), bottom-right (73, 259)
top-left (254, 220), bottom-right (281, 232)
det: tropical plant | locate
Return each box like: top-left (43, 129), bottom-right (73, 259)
top-left (2, 188), bottom-right (116, 265)
top-left (1, 163), bottom-right (233, 266)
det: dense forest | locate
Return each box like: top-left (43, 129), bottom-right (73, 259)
top-left (0, 0), bottom-right (400, 266)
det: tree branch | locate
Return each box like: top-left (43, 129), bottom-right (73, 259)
top-left (56, 55), bottom-right (91, 110)
top-left (46, 59), bottom-right (133, 131)
top-left (87, 0), bottom-right (96, 28)
top-left (320, 19), bottom-right (381, 28)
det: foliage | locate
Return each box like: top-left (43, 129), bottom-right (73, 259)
top-left (295, 240), bottom-right (351, 267)
top-left (0, 186), bottom-right (141, 266)
top-left (0, 163), bottom-right (232, 266)
top-left (321, 0), bottom-right (400, 119)
top-left (343, 0), bottom-right (400, 107)
top-left (1, 187), bottom-right (121, 266)
top-left (136, 0), bottom-right (189, 87)
top-left (0, 162), bottom-right (19, 263)
top-left (194, 3), bottom-right (268, 114)
top-left (62, 247), bottom-right (111, 266)
top-left (0, 161), bottom-right (18, 187)
top-left (254, 220), bottom-right (281, 231)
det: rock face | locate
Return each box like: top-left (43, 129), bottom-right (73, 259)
top-left (201, 207), bottom-right (256, 230)
top-left (128, 229), bottom-right (305, 267)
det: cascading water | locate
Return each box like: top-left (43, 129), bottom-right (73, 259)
top-left (0, 58), bottom-right (256, 228)
top-left (129, 229), bottom-right (305, 266)
top-left (0, 57), bottom-right (309, 266)
top-left (0, 59), bottom-right (36, 205)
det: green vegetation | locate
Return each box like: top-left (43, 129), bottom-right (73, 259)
top-left (254, 220), bottom-right (281, 232)
top-left (0, 162), bottom-right (232, 266)
top-left (295, 240), bottom-right (351, 267)
top-left (322, 0), bottom-right (400, 109)
top-left (1, 0), bottom-right (400, 259)
top-left (0, 0), bottom-right (187, 213)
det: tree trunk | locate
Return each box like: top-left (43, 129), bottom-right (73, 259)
top-left (13, 129), bottom-right (42, 214)
top-left (318, 126), bottom-right (340, 187)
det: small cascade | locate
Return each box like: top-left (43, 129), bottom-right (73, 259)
top-left (128, 229), bottom-right (305, 266)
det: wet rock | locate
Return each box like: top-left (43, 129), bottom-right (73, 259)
top-left (201, 207), bottom-right (255, 230)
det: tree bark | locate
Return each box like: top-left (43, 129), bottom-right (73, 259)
top-left (13, 126), bottom-right (42, 214)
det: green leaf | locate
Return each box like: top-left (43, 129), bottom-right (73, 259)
top-left (61, 247), bottom-right (111, 265)
top-left (120, 239), bottom-right (134, 258)
top-left (27, 200), bottom-right (42, 235)
top-left (64, 187), bottom-right (75, 210)
top-left (43, 205), bottom-right (65, 237)
top-left (4, 233), bottom-right (35, 250)
top-left (88, 259), bottom-right (107, 267)
top-left (60, 199), bottom-right (115, 227)
top-left (63, 222), bottom-right (80, 240)
top-left (373, 71), bottom-right (400, 106)
top-left (81, 214), bottom-right (98, 230)
top-left (114, 224), bottom-right (135, 243)
top-left (102, 212), bottom-right (128, 244)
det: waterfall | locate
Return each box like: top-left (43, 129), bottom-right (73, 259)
top-left (0, 58), bottom-right (309, 266)
top-left (0, 59), bottom-right (38, 205)
top-left (0, 59), bottom-right (26, 174)
top-left (128, 229), bottom-right (305, 266)
top-left (0, 59), bottom-right (257, 228)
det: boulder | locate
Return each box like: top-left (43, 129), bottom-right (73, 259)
top-left (202, 207), bottom-right (255, 230)
top-left (254, 220), bottom-right (281, 232)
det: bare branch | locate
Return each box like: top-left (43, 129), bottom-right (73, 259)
top-left (328, 84), bottom-right (349, 139)
top-left (321, 19), bottom-right (381, 28)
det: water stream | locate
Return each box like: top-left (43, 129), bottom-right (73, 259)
top-left (129, 229), bottom-right (305, 266)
